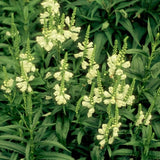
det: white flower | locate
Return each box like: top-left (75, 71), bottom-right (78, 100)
top-left (74, 52), bottom-right (84, 58)
top-left (86, 64), bottom-right (99, 84)
top-left (70, 26), bottom-right (81, 33)
top-left (1, 79), bottom-right (14, 94)
top-left (108, 137), bottom-right (114, 144)
top-left (86, 48), bottom-right (94, 59)
top-left (64, 71), bottom-right (73, 81)
top-left (18, 81), bottom-right (28, 92)
top-left (64, 30), bottom-right (72, 39)
top-left (103, 87), bottom-right (116, 105)
top-left (19, 53), bottom-right (28, 59)
top-left (115, 69), bottom-right (123, 76)
top-left (70, 32), bottom-right (79, 41)
top-left (135, 111), bottom-right (144, 126)
top-left (28, 75), bottom-right (35, 81)
top-left (93, 88), bottom-right (102, 103)
top-left (45, 95), bottom-right (52, 100)
top-left (54, 72), bottom-right (62, 81)
top-left (78, 42), bottom-right (84, 50)
top-left (45, 72), bottom-right (52, 79)
top-left (126, 95), bottom-right (135, 105)
top-left (145, 114), bottom-right (152, 125)
top-left (36, 36), bottom-right (53, 51)
top-left (97, 124), bottom-right (108, 148)
top-left (53, 84), bottom-right (70, 105)
top-left (27, 85), bottom-right (32, 92)
top-left (87, 108), bottom-right (95, 117)
top-left (121, 74), bottom-right (126, 80)
top-left (55, 95), bottom-right (67, 105)
top-left (6, 31), bottom-right (11, 36)
top-left (82, 60), bottom-right (89, 69)
top-left (65, 16), bottom-right (70, 26)
top-left (56, 33), bottom-right (65, 43)
top-left (6, 79), bottom-right (14, 87)
top-left (82, 95), bottom-right (95, 118)
top-left (122, 61), bottom-right (130, 68)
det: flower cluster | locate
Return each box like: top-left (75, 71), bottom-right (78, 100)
top-left (53, 53), bottom-right (72, 105)
top-left (107, 37), bottom-right (130, 80)
top-left (107, 54), bottom-right (130, 79)
top-left (96, 120), bottom-right (121, 148)
top-left (135, 111), bottom-right (145, 126)
top-left (1, 78), bottom-right (14, 94)
top-left (36, 0), bottom-right (81, 51)
top-left (53, 84), bottom-right (70, 105)
top-left (16, 53), bottom-right (36, 93)
top-left (103, 84), bottom-right (135, 108)
top-left (74, 26), bottom-right (99, 84)
top-left (82, 83), bottom-right (103, 117)
top-left (54, 59), bottom-right (73, 81)
top-left (96, 38), bottom-right (135, 148)
top-left (135, 104), bottom-right (152, 126)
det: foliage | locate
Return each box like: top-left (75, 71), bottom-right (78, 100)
top-left (0, 0), bottom-right (160, 160)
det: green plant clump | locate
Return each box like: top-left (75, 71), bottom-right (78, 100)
top-left (0, 0), bottom-right (160, 160)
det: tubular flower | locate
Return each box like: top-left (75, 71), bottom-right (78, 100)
top-left (107, 54), bottom-right (130, 79)
top-left (82, 95), bottom-right (95, 118)
top-left (16, 75), bottom-right (34, 93)
top-left (37, 0), bottom-right (81, 51)
top-left (1, 78), bottom-right (14, 94)
top-left (96, 124), bottom-right (108, 148)
top-left (135, 111), bottom-right (145, 126)
top-left (53, 84), bottom-right (70, 105)
top-left (86, 64), bottom-right (99, 84)
top-left (103, 84), bottom-right (135, 108)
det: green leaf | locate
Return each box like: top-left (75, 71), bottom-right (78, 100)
top-left (0, 140), bottom-right (25, 154)
top-left (0, 1), bottom-right (8, 6)
top-left (130, 54), bottom-right (145, 77)
top-left (0, 154), bottom-right (9, 160)
top-left (124, 140), bottom-right (141, 147)
top-left (151, 62), bottom-right (160, 78)
top-left (147, 18), bottom-right (154, 43)
top-left (126, 49), bottom-right (149, 57)
top-left (62, 116), bottom-right (70, 142)
top-left (38, 152), bottom-right (74, 160)
top-left (149, 151), bottom-right (160, 159)
top-left (119, 19), bottom-right (140, 46)
top-left (90, 146), bottom-right (104, 160)
top-left (0, 56), bottom-right (14, 66)
top-left (38, 141), bottom-right (70, 152)
top-left (112, 149), bottom-right (134, 156)
top-left (56, 115), bottom-right (70, 144)
top-left (0, 135), bottom-right (26, 142)
top-left (152, 121), bottom-right (160, 139)
top-left (10, 152), bottom-right (18, 160)
top-left (104, 27), bottom-right (113, 46)
top-left (25, 141), bottom-right (30, 160)
top-left (0, 43), bottom-right (9, 48)
top-left (77, 130), bottom-right (84, 145)
top-left (116, 0), bottom-right (139, 10)
top-left (94, 32), bottom-right (107, 64)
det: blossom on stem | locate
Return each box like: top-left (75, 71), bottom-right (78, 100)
top-left (145, 114), bottom-right (152, 125)
top-left (135, 111), bottom-right (145, 126)
top-left (1, 79), bottom-right (14, 94)
top-left (82, 95), bottom-right (95, 118)
top-left (16, 75), bottom-right (34, 93)
top-left (86, 64), bottom-right (99, 84)
top-left (53, 84), bottom-right (70, 105)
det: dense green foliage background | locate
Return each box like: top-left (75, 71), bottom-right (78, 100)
top-left (0, 0), bottom-right (160, 159)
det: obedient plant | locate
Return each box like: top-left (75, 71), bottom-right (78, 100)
top-left (0, 0), bottom-right (160, 159)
